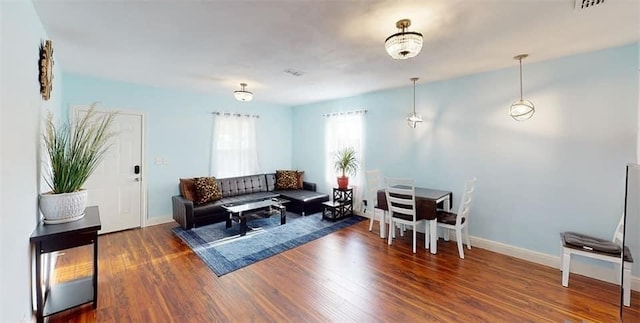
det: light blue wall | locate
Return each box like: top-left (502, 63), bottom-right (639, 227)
top-left (61, 74), bottom-right (292, 218)
top-left (1, 0), bottom-right (62, 321)
top-left (292, 44), bottom-right (639, 264)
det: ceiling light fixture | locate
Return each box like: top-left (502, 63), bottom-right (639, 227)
top-left (509, 54), bottom-right (535, 121)
top-left (407, 77), bottom-right (423, 128)
top-left (385, 19), bottom-right (423, 60)
top-left (234, 83), bottom-right (253, 102)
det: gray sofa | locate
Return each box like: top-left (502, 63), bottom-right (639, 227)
top-left (172, 173), bottom-right (330, 229)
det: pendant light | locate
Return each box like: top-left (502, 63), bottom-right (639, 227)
top-left (407, 77), bottom-right (423, 128)
top-left (510, 54), bottom-right (535, 121)
top-left (385, 19), bottom-right (423, 60)
top-left (234, 83), bottom-right (253, 102)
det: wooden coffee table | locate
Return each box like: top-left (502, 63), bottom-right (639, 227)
top-left (222, 198), bottom-right (288, 236)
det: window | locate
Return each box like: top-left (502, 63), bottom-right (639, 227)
top-left (325, 111), bottom-right (366, 210)
top-left (210, 113), bottom-right (260, 178)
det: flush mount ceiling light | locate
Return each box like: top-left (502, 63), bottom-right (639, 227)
top-left (234, 83), bottom-right (253, 102)
top-left (407, 77), bottom-right (423, 128)
top-left (510, 54), bottom-right (535, 121)
top-left (385, 19), bottom-right (423, 60)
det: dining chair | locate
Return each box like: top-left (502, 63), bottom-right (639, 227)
top-left (560, 214), bottom-right (633, 306)
top-left (365, 169), bottom-right (387, 235)
top-left (385, 177), bottom-right (427, 253)
top-left (436, 177), bottom-right (476, 259)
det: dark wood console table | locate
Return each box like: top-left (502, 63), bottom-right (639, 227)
top-left (30, 206), bottom-right (101, 323)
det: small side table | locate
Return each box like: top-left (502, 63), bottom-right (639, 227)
top-left (322, 187), bottom-right (353, 221)
top-left (30, 206), bottom-right (101, 323)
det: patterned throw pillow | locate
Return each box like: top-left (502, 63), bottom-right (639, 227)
top-left (179, 178), bottom-right (198, 201)
top-left (194, 177), bottom-right (222, 205)
top-left (275, 170), bottom-right (298, 190)
top-left (296, 171), bottom-right (304, 189)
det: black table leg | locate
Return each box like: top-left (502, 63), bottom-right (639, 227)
top-left (92, 234), bottom-right (98, 309)
top-left (226, 213), bottom-right (232, 228)
top-left (280, 206), bottom-right (286, 225)
top-left (239, 213), bottom-right (247, 236)
top-left (35, 243), bottom-right (43, 323)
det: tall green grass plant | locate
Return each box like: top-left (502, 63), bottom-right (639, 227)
top-left (43, 105), bottom-right (117, 193)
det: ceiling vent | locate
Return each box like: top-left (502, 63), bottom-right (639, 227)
top-left (284, 68), bottom-right (304, 77)
top-left (575, 0), bottom-right (606, 10)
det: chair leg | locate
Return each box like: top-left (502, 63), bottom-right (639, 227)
top-left (379, 211), bottom-right (387, 239)
top-left (444, 228), bottom-right (450, 241)
top-left (561, 248), bottom-right (571, 287)
top-left (368, 210), bottom-right (374, 231)
top-left (430, 220), bottom-right (437, 254)
top-left (463, 225), bottom-right (471, 249)
top-left (623, 261), bottom-right (631, 307)
top-left (455, 228), bottom-right (464, 259)
top-left (388, 219), bottom-right (394, 245)
top-left (424, 221), bottom-right (429, 249)
top-left (412, 227), bottom-right (417, 253)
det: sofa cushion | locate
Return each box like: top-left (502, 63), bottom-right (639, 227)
top-left (179, 178), bottom-right (198, 201)
top-left (296, 171), bottom-right (304, 189)
top-left (194, 177), bottom-right (222, 205)
top-left (218, 174), bottom-right (269, 198)
top-left (275, 170), bottom-right (299, 190)
top-left (275, 189), bottom-right (328, 203)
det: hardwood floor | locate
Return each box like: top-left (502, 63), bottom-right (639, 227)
top-left (47, 218), bottom-right (638, 322)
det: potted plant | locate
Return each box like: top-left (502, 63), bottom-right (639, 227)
top-left (40, 104), bottom-right (117, 224)
top-left (334, 146), bottom-right (358, 189)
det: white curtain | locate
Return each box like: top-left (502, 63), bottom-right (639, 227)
top-left (210, 113), bottom-right (260, 177)
top-left (325, 111), bottom-right (366, 212)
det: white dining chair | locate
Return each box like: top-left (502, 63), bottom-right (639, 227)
top-left (365, 169), bottom-right (387, 236)
top-left (436, 177), bottom-right (476, 259)
top-left (385, 177), bottom-right (427, 253)
top-left (560, 214), bottom-right (633, 306)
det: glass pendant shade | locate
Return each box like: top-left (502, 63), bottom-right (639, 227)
top-left (407, 77), bottom-right (422, 128)
top-left (510, 99), bottom-right (535, 121)
top-left (385, 19), bottom-right (423, 60)
top-left (234, 83), bottom-right (253, 102)
top-left (407, 112), bottom-right (423, 128)
top-left (510, 54), bottom-right (534, 121)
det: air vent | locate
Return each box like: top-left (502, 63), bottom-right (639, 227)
top-left (284, 68), bottom-right (304, 77)
top-left (575, 0), bottom-right (605, 10)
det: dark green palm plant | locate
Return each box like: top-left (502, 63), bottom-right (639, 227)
top-left (43, 105), bottom-right (117, 193)
top-left (334, 147), bottom-right (358, 177)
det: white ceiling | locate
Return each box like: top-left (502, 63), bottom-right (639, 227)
top-left (33, 0), bottom-right (639, 107)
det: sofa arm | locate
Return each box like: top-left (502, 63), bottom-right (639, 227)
top-left (302, 181), bottom-right (317, 192)
top-left (172, 195), bottom-right (195, 229)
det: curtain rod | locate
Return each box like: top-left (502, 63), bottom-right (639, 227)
top-left (322, 109), bottom-right (367, 117)
top-left (211, 111), bottom-right (260, 118)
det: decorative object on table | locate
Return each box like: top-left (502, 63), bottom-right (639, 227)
top-left (333, 146), bottom-right (358, 189)
top-left (385, 19), bottom-right (423, 59)
top-left (233, 82), bottom-right (253, 102)
top-left (172, 212), bottom-right (365, 276)
top-left (407, 77), bottom-right (423, 128)
top-left (509, 54), bottom-right (535, 121)
top-left (39, 39), bottom-right (54, 101)
top-left (40, 103), bottom-right (117, 224)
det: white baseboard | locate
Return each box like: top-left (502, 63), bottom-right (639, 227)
top-left (145, 216), bottom-right (175, 227)
top-left (470, 235), bottom-right (640, 292)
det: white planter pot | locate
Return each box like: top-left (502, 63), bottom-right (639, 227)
top-left (39, 190), bottom-right (88, 224)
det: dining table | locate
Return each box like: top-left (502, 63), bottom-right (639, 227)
top-left (377, 187), bottom-right (452, 254)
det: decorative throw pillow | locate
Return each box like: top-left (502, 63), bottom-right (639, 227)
top-left (275, 170), bottom-right (298, 190)
top-left (194, 177), bottom-right (222, 205)
top-left (296, 171), bottom-right (304, 189)
top-left (179, 178), bottom-right (198, 202)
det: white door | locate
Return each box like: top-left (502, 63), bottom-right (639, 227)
top-left (77, 108), bottom-right (144, 234)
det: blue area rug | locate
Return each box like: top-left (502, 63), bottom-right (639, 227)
top-left (172, 212), bottom-right (365, 276)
